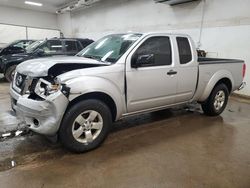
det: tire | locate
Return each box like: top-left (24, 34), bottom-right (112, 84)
top-left (5, 65), bottom-right (17, 82)
top-left (201, 83), bottom-right (229, 116)
top-left (59, 99), bottom-right (112, 153)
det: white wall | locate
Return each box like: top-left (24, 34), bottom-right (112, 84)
top-left (70, 0), bottom-right (250, 38)
top-left (0, 6), bottom-right (60, 47)
top-left (0, 24), bottom-right (27, 46)
top-left (61, 0), bottom-right (250, 96)
top-left (0, 5), bottom-right (58, 29)
top-left (27, 28), bottom-right (60, 40)
top-left (57, 13), bottom-right (73, 38)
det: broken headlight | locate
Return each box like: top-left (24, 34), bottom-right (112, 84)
top-left (34, 78), bottom-right (61, 98)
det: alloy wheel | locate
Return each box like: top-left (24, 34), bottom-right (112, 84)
top-left (72, 110), bottom-right (103, 144)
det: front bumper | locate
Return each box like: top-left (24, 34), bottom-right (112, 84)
top-left (0, 59), bottom-right (4, 73)
top-left (238, 82), bottom-right (246, 90)
top-left (10, 86), bottom-right (69, 136)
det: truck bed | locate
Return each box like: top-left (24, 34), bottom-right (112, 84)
top-left (198, 57), bottom-right (244, 64)
top-left (194, 57), bottom-right (244, 102)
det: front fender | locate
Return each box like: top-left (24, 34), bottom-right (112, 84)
top-left (199, 69), bottom-right (234, 102)
top-left (65, 76), bottom-right (125, 120)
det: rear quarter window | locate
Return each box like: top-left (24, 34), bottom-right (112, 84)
top-left (65, 40), bottom-right (78, 52)
top-left (76, 41), bottom-right (83, 51)
top-left (176, 37), bottom-right (192, 64)
top-left (80, 40), bottom-right (94, 48)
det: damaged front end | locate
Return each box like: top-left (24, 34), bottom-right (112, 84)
top-left (10, 73), bottom-right (70, 136)
top-left (10, 56), bottom-right (111, 135)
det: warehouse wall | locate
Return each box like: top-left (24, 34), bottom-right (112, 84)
top-left (0, 6), bottom-right (58, 29)
top-left (0, 6), bottom-right (60, 47)
top-left (59, 0), bottom-right (250, 96)
top-left (57, 13), bottom-right (73, 38)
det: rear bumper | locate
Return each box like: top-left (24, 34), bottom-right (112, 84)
top-left (10, 86), bottom-right (69, 136)
top-left (238, 82), bottom-right (246, 90)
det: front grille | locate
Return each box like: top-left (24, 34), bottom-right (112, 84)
top-left (28, 79), bottom-right (38, 93)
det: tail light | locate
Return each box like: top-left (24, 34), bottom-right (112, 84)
top-left (243, 63), bottom-right (246, 78)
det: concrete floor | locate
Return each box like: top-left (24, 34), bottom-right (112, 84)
top-left (0, 74), bottom-right (250, 188)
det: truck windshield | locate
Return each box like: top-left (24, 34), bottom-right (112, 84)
top-left (77, 33), bottom-right (142, 63)
top-left (26, 40), bottom-right (44, 53)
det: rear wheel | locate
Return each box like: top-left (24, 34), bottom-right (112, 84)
top-left (59, 99), bottom-right (112, 153)
top-left (201, 83), bottom-right (229, 116)
top-left (5, 65), bottom-right (17, 82)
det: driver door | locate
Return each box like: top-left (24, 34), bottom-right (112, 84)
top-left (126, 36), bottom-right (177, 112)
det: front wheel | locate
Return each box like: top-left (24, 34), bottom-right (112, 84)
top-left (201, 83), bottom-right (229, 116)
top-left (5, 65), bottom-right (17, 82)
top-left (59, 99), bottom-right (112, 153)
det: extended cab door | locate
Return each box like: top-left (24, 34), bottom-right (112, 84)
top-left (126, 35), bottom-right (177, 112)
top-left (174, 36), bottom-right (198, 102)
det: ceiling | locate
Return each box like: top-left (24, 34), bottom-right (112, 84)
top-left (0, 0), bottom-right (74, 13)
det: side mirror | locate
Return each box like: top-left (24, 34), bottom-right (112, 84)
top-left (35, 49), bottom-right (45, 56)
top-left (131, 54), bottom-right (154, 68)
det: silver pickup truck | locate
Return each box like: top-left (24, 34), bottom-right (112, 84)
top-left (10, 33), bottom-right (246, 152)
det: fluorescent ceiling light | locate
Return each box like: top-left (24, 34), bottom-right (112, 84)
top-left (25, 1), bottom-right (43, 6)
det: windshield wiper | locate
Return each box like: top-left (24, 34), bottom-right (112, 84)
top-left (83, 55), bottom-right (99, 60)
top-left (82, 55), bottom-right (109, 64)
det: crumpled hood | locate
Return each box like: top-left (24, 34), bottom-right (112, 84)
top-left (16, 56), bottom-right (110, 77)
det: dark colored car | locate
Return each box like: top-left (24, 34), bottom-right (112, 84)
top-left (0, 38), bottom-right (94, 82)
top-left (0, 40), bottom-right (36, 56)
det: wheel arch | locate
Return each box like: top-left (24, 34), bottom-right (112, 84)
top-left (198, 70), bottom-right (234, 102)
top-left (67, 92), bottom-right (118, 122)
top-left (62, 75), bottom-right (126, 121)
top-left (4, 61), bottom-right (20, 74)
top-left (214, 78), bottom-right (232, 93)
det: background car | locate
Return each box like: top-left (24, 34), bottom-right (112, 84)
top-left (0, 37), bottom-right (94, 82)
top-left (0, 40), bottom-right (36, 56)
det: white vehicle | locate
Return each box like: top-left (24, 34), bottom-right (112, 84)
top-left (10, 33), bottom-right (246, 152)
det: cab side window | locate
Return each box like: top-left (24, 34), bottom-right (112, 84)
top-left (80, 40), bottom-right (94, 49)
top-left (133, 36), bottom-right (172, 67)
top-left (76, 41), bottom-right (83, 51)
top-left (65, 40), bottom-right (78, 52)
top-left (39, 40), bottom-right (63, 54)
top-left (176, 37), bottom-right (192, 64)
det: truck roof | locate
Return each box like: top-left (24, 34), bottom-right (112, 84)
top-left (112, 32), bottom-right (192, 38)
top-left (142, 32), bottom-right (191, 37)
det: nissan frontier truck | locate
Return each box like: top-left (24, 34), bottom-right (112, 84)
top-left (10, 33), bottom-right (246, 152)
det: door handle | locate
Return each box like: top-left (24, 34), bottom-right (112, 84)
top-left (167, 70), bottom-right (177, 75)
